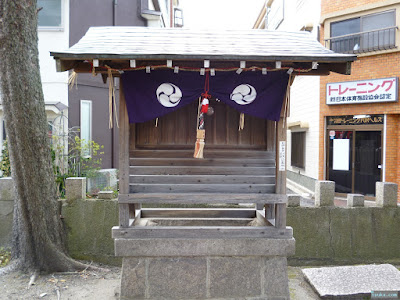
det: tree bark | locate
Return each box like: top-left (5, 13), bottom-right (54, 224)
top-left (0, 0), bottom-right (86, 273)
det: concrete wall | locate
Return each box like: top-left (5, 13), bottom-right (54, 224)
top-left (0, 178), bottom-right (14, 248)
top-left (287, 206), bottom-right (400, 265)
top-left (53, 202), bottom-right (400, 266)
top-left (287, 170), bottom-right (317, 192)
top-left (1, 197), bottom-right (399, 265)
top-left (61, 197), bottom-right (120, 265)
top-left (1, 177), bottom-right (399, 265)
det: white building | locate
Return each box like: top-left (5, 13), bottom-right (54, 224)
top-left (0, 0), bottom-right (70, 152)
top-left (254, 0), bottom-right (321, 196)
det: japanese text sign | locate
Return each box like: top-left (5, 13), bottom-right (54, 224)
top-left (326, 77), bottom-right (398, 105)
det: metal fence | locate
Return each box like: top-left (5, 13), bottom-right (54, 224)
top-left (325, 26), bottom-right (398, 54)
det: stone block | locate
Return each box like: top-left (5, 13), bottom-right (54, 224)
top-left (264, 257), bottom-right (290, 299)
top-left (62, 197), bottom-right (119, 265)
top-left (97, 191), bottom-right (114, 199)
top-left (0, 200), bottom-right (14, 247)
top-left (287, 194), bottom-right (300, 207)
top-left (303, 264), bottom-right (400, 299)
top-left (347, 194), bottom-right (364, 207)
top-left (65, 177), bottom-right (86, 202)
top-left (376, 182), bottom-right (398, 207)
top-left (148, 257), bottom-right (207, 299)
top-left (115, 237), bottom-right (296, 257)
top-left (209, 257), bottom-right (262, 298)
top-left (0, 177), bottom-right (15, 201)
top-left (315, 181), bottom-right (335, 207)
top-left (120, 258), bottom-right (146, 299)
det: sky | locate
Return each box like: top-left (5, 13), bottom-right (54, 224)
top-left (179, 0), bottom-right (266, 30)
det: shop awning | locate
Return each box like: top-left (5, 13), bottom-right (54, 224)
top-left (50, 26), bottom-right (356, 76)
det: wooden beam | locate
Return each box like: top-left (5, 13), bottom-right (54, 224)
top-left (112, 226), bottom-right (293, 239)
top-left (141, 208), bottom-right (256, 218)
top-left (275, 203), bottom-right (287, 229)
top-left (275, 115), bottom-right (287, 195)
top-left (118, 80), bottom-right (130, 227)
top-left (118, 193), bottom-right (287, 204)
top-left (53, 57), bottom-right (351, 76)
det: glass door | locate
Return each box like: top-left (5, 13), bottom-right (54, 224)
top-left (328, 131), bottom-right (353, 193)
top-left (354, 131), bottom-right (381, 196)
top-left (327, 129), bottom-right (382, 196)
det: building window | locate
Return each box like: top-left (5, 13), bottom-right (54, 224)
top-left (80, 100), bottom-right (92, 157)
top-left (174, 8), bottom-right (184, 28)
top-left (291, 132), bottom-right (305, 168)
top-left (37, 0), bottom-right (62, 28)
top-left (326, 10), bottom-right (396, 53)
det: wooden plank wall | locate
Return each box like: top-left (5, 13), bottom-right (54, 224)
top-left (134, 100), bottom-right (269, 149)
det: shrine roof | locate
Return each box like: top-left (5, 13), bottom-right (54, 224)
top-left (51, 26), bottom-right (356, 75)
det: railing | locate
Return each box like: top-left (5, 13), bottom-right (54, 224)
top-left (325, 26), bottom-right (398, 54)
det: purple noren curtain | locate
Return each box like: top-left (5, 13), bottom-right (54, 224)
top-left (121, 69), bottom-right (289, 123)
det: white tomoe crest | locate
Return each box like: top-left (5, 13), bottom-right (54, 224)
top-left (156, 83), bottom-right (183, 107)
top-left (230, 84), bottom-right (257, 105)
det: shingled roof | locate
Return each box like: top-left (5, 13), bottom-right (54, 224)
top-left (51, 26), bottom-right (356, 75)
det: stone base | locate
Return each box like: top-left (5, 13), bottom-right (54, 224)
top-left (115, 235), bottom-right (295, 300)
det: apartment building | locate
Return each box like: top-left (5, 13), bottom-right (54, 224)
top-left (320, 0), bottom-right (400, 200)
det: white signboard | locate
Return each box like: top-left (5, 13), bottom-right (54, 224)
top-left (279, 141), bottom-right (286, 171)
top-left (333, 139), bottom-right (350, 171)
top-left (326, 77), bottom-right (398, 105)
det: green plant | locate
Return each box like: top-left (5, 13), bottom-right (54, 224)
top-left (0, 139), bottom-right (11, 177)
top-left (0, 247), bottom-right (11, 267)
top-left (51, 132), bottom-right (104, 197)
top-left (68, 136), bottom-right (104, 178)
top-left (103, 186), bottom-right (119, 198)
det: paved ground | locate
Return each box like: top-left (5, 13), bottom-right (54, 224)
top-left (3, 265), bottom-right (399, 299)
top-left (288, 267), bottom-right (320, 299)
top-left (0, 265), bottom-right (320, 300)
top-left (303, 264), bottom-right (400, 299)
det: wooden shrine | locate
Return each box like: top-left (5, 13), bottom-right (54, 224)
top-left (52, 27), bottom-right (356, 299)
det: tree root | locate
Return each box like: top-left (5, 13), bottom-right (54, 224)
top-left (28, 271), bottom-right (38, 287)
top-left (0, 259), bottom-right (21, 276)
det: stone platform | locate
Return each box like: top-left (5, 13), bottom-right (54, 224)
top-left (114, 224), bottom-right (295, 299)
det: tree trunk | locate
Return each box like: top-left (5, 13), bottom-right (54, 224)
top-left (0, 1), bottom-right (85, 273)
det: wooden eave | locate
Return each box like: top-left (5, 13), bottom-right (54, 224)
top-left (54, 57), bottom-right (353, 77)
top-left (50, 26), bottom-right (356, 76)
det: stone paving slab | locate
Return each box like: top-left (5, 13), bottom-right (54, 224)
top-left (302, 264), bottom-right (400, 299)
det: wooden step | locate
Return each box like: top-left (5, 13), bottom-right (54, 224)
top-left (118, 193), bottom-right (286, 204)
top-left (129, 175), bottom-right (275, 184)
top-left (129, 166), bottom-right (275, 175)
top-left (129, 183), bottom-right (275, 194)
top-left (131, 149), bottom-right (275, 159)
top-left (130, 157), bottom-right (275, 167)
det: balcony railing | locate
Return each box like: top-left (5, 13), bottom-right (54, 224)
top-left (325, 26), bottom-right (398, 54)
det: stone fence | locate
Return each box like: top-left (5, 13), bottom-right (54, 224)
top-left (0, 177), bottom-right (399, 265)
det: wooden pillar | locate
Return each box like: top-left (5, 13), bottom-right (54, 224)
top-left (275, 116), bottom-right (287, 194)
top-left (118, 81), bottom-right (130, 227)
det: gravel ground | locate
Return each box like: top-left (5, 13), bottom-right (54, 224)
top-left (0, 264), bottom-right (121, 300)
top-left (0, 264), bottom-right (320, 300)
